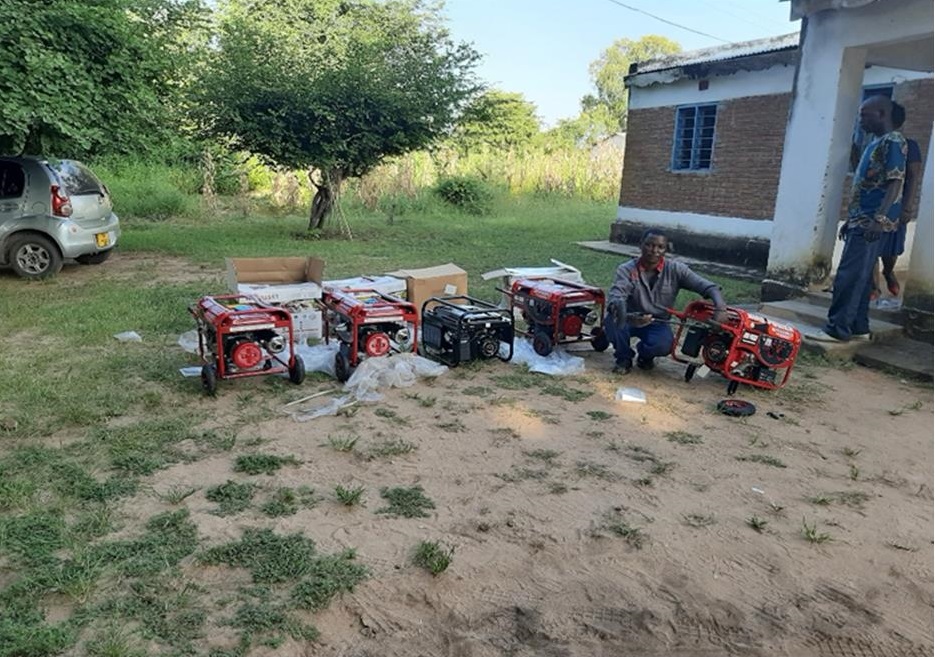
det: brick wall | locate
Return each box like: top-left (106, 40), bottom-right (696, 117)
top-left (618, 93), bottom-right (791, 220)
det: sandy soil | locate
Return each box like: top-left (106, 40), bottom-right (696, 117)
top-left (147, 348), bottom-right (933, 657)
top-left (31, 252), bottom-right (931, 656)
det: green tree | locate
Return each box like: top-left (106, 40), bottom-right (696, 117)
top-left (543, 105), bottom-right (618, 150)
top-left (202, 0), bottom-right (480, 230)
top-left (0, 0), bottom-right (208, 157)
top-left (586, 35), bottom-right (681, 131)
top-left (452, 90), bottom-right (540, 152)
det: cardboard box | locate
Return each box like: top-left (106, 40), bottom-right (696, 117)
top-left (289, 306), bottom-right (323, 341)
top-left (226, 256), bottom-right (324, 304)
top-left (386, 263), bottom-right (468, 311)
top-left (323, 275), bottom-right (407, 299)
top-left (481, 259), bottom-right (585, 306)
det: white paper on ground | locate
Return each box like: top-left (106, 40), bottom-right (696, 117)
top-left (114, 331), bottom-right (142, 342)
top-left (615, 387), bottom-right (646, 403)
top-left (505, 339), bottom-right (586, 376)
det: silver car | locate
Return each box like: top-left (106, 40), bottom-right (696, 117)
top-left (0, 157), bottom-right (120, 279)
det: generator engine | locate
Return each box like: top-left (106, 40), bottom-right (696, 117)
top-left (670, 300), bottom-right (802, 395)
top-left (421, 296), bottom-right (514, 367)
top-left (320, 288), bottom-right (419, 382)
top-left (504, 278), bottom-right (608, 356)
top-left (189, 294), bottom-right (305, 395)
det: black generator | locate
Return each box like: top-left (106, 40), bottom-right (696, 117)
top-left (420, 296), bottom-right (514, 367)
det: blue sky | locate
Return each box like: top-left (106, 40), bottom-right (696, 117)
top-left (442, 0), bottom-right (800, 126)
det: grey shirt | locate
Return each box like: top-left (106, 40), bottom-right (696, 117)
top-left (608, 258), bottom-right (722, 320)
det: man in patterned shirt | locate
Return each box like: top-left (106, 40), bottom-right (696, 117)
top-left (811, 95), bottom-right (907, 343)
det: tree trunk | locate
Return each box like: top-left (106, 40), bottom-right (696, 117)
top-left (307, 169), bottom-right (343, 231)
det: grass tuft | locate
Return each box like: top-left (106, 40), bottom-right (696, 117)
top-left (377, 486), bottom-right (435, 518)
top-left (205, 481), bottom-right (255, 516)
top-left (233, 453), bottom-right (300, 476)
top-left (736, 454), bottom-right (787, 468)
top-left (665, 430), bottom-right (703, 445)
top-left (412, 540), bottom-right (454, 576)
top-left (334, 484), bottom-right (365, 506)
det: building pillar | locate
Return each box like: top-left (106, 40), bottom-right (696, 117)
top-left (902, 130), bottom-right (934, 339)
top-left (764, 24), bottom-right (867, 299)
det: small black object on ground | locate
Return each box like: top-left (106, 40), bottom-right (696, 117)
top-left (717, 399), bottom-right (756, 417)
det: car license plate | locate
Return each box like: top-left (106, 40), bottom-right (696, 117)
top-left (95, 232), bottom-right (109, 247)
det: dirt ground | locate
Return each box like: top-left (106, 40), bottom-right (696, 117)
top-left (147, 347), bottom-right (932, 657)
top-left (44, 254), bottom-right (934, 656)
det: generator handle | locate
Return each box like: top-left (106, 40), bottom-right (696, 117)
top-left (420, 294), bottom-right (500, 316)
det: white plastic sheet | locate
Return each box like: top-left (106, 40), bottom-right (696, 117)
top-left (178, 330), bottom-right (200, 354)
top-left (615, 387), bottom-right (647, 403)
top-left (345, 353), bottom-right (448, 402)
top-left (114, 331), bottom-right (142, 342)
top-left (506, 339), bottom-right (586, 376)
top-left (295, 341), bottom-right (339, 377)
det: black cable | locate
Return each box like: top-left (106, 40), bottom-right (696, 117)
top-left (603, 0), bottom-right (731, 43)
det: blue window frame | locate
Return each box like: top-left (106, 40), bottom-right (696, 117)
top-left (671, 104), bottom-right (717, 171)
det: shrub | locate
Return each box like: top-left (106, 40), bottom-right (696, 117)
top-left (433, 175), bottom-right (494, 215)
top-left (91, 159), bottom-right (198, 220)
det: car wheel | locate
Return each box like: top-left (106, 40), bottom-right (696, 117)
top-left (76, 250), bottom-right (113, 265)
top-left (9, 234), bottom-right (63, 279)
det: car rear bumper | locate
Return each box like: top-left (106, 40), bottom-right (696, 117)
top-left (55, 213), bottom-right (121, 258)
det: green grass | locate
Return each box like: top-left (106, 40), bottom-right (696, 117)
top-left (205, 481), bottom-right (255, 516)
top-left (736, 454), bottom-right (787, 468)
top-left (0, 193), bottom-right (762, 655)
top-left (368, 438), bottom-right (418, 458)
top-left (412, 540), bottom-right (454, 576)
top-left (233, 453), bottom-right (300, 476)
top-left (377, 486), bottom-right (436, 518)
top-left (334, 484), bottom-right (366, 506)
top-left (665, 431), bottom-right (704, 445)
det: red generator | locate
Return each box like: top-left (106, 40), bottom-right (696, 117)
top-left (505, 278), bottom-right (609, 356)
top-left (320, 288), bottom-right (419, 382)
top-left (189, 294), bottom-right (306, 395)
top-left (669, 300), bottom-right (802, 395)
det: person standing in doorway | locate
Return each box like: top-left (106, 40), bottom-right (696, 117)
top-left (874, 101), bottom-right (923, 300)
top-left (811, 95), bottom-right (908, 343)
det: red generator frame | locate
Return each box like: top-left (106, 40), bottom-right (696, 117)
top-left (669, 300), bottom-right (802, 395)
top-left (189, 294), bottom-right (306, 395)
top-left (320, 288), bottom-right (419, 382)
top-left (505, 278), bottom-right (609, 356)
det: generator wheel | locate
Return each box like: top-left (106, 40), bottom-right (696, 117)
top-left (726, 380), bottom-right (740, 396)
top-left (201, 363), bottom-right (218, 396)
top-left (335, 345), bottom-right (351, 383)
top-left (532, 330), bottom-right (553, 357)
top-left (590, 327), bottom-right (609, 352)
top-left (288, 355), bottom-right (306, 385)
top-left (685, 364), bottom-right (697, 382)
top-left (717, 399), bottom-right (756, 417)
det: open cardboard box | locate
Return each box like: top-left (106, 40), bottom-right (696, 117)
top-left (226, 256), bottom-right (325, 304)
top-left (386, 263), bottom-right (468, 311)
top-left (323, 275), bottom-right (407, 299)
top-left (482, 259), bottom-right (585, 306)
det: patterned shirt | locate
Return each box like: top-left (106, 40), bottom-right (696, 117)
top-left (847, 130), bottom-right (907, 231)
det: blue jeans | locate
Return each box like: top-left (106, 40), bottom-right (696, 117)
top-left (827, 228), bottom-right (883, 339)
top-left (604, 312), bottom-right (674, 365)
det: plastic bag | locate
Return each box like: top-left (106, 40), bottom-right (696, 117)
top-left (294, 341), bottom-right (339, 377)
top-left (114, 331), bottom-right (142, 343)
top-left (615, 387), bottom-right (646, 403)
top-left (177, 330), bottom-right (200, 354)
top-left (345, 353), bottom-right (447, 402)
top-left (507, 339), bottom-right (586, 376)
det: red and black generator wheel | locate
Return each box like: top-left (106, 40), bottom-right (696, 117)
top-left (590, 326), bottom-right (609, 352)
top-left (335, 344), bottom-right (352, 383)
top-left (201, 363), bottom-right (218, 396)
top-left (532, 329), bottom-right (553, 357)
top-left (288, 355), bottom-right (305, 385)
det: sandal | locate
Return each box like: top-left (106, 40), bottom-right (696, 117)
top-left (883, 272), bottom-right (900, 297)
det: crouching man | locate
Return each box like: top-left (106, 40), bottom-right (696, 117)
top-left (606, 229), bottom-right (728, 374)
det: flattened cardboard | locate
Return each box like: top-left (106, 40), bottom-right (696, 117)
top-left (481, 258), bottom-right (584, 306)
top-left (323, 275), bottom-right (407, 299)
top-left (386, 263), bottom-right (468, 311)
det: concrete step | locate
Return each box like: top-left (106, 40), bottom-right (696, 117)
top-left (853, 338), bottom-right (934, 382)
top-left (759, 299), bottom-right (903, 341)
top-left (800, 290), bottom-right (904, 324)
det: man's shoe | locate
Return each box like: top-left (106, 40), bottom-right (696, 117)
top-left (636, 356), bottom-right (655, 371)
top-left (612, 361), bottom-right (633, 375)
top-left (851, 332), bottom-right (872, 342)
top-left (806, 329), bottom-right (848, 343)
